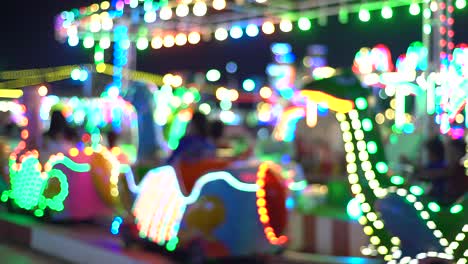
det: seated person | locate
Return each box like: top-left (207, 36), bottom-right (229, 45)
top-left (417, 136), bottom-right (466, 205)
top-left (42, 111), bottom-right (77, 157)
top-left (167, 111), bottom-right (216, 165)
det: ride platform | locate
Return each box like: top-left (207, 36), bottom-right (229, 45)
top-left (0, 210), bottom-right (383, 264)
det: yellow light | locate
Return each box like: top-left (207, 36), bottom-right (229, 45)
top-left (390, 98), bottom-right (396, 109)
top-left (69, 148), bottom-right (79, 157)
top-left (188, 32), bottom-right (201, 44)
top-left (361, 203), bottom-right (371, 212)
top-left (230, 89), bottom-right (239, 101)
top-left (84, 147), bottom-right (93, 156)
top-left (262, 21), bottom-right (275, 34)
top-left (346, 153), bottom-right (356, 163)
top-left (212, 0), bottom-right (226, 10)
top-left (163, 35), bottom-right (175, 48)
top-left (279, 19), bottom-right (293, 32)
top-left (375, 113), bottom-right (385, 124)
top-left (343, 131), bottom-right (353, 142)
top-left (336, 113), bottom-right (346, 122)
top-left (340, 121), bottom-right (350, 131)
top-left (351, 183), bottom-right (362, 194)
top-left (301, 90), bottom-right (354, 113)
top-left (367, 212), bottom-right (377, 221)
top-left (344, 142), bottom-right (354, 152)
top-left (193, 1), bottom-right (208, 16)
top-left (163, 74), bottom-right (174, 85)
top-left (358, 216), bottom-right (368, 225)
top-left (260, 86), bottom-right (273, 99)
top-left (359, 152), bottom-right (369, 161)
top-left (378, 246), bottom-right (388, 255)
top-left (0, 89), bottom-right (23, 98)
top-left (363, 226), bottom-right (374, 235)
top-left (100, 1), bottom-right (110, 10)
top-left (37, 85), bottom-right (48, 96)
top-left (347, 163), bottom-right (358, 174)
top-left (370, 236), bottom-right (381, 245)
top-left (151, 36), bottom-right (163, 49)
top-left (160, 6), bottom-right (173, 20)
top-left (354, 130), bottom-right (364, 140)
top-left (391, 237), bottom-right (401, 245)
top-left (172, 75), bottom-right (183, 87)
top-left (385, 109), bottom-right (395, 120)
top-left (175, 33), bottom-right (187, 46)
top-left (373, 220), bottom-right (384, 229)
top-left (96, 63), bottom-right (106, 73)
top-left (351, 119), bottom-right (361, 129)
top-left (348, 173), bottom-right (358, 184)
top-left (176, 4), bottom-right (190, 17)
top-left (214, 28), bottom-right (228, 41)
top-left (440, 238), bottom-right (449, 246)
top-left (456, 114), bottom-right (464, 123)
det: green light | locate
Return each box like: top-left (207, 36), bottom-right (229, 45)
top-left (359, 9), bottom-right (371, 22)
top-left (83, 35), bottom-right (95, 49)
top-left (206, 69), bottom-right (221, 82)
top-left (338, 8), bottom-right (349, 24)
top-left (409, 3), bottom-right (421, 15)
top-left (220, 100), bottom-right (232, 110)
top-left (456, 0), bottom-right (467, 9)
top-left (450, 204), bottom-right (463, 214)
top-left (367, 141), bottom-right (378, 154)
top-left (242, 79), bottom-right (256, 91)
top-left (381, 6), bottom-right (393, 19)
top-left (409, 185), bottom-right (424, 196)
top-left (355, 97), bottom-right (368, 110)
top-left (362, 119), bottom-right (373, 131)
top-left (428, 202), bottom-right (441, 212)
top-left (136, 37), bottom-right (149, 50)
top-left (390, 175), bottom-right (404, 185)
top-left (376, 162), bottom-right (388, 174)
top-left (298, 17), bottom-right (311, 31)
top-left (423, 24), bottom-right (432, 35)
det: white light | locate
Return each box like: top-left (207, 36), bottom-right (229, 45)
top-left (176, 4), bottom-right (189, 17)
top-left (160, 6), bottom-right (172, 20)
top-left (215, 28), bottom-right (228, 41)
top-left (212, 0), bottom-right (226, 10)
top-left (193, 2), bottom-right (207, 16)
top-left (230, 26), bottom-right (243, 39)
top-left (188, 32), bottom-right (201, 44)
top-left (279, 19), bottom-right (293, 32)
top-left (246, 24), bottom-right (259, 37)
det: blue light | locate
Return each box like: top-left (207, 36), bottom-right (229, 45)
top-left (79, 70), bottom-right (89, 81)
top-left (245, 24), bottom-right (259, 37)
top-left (271, 43), bottom-right (292, 55)
top-left (226, 61), bottom-right (238, 73)
top-left (110, 216), bottom-right (123, 235)
top-left (286, 197), bottom-right (295, 209)
top-left (230, 26), bottom-right (243, 39)
top-left (242, 79), bottom-right (256, 91)
top-left (317, 103), bottom-right (329, 116)
top-left (68, 36), bottom-right (79, 47)
top-left (347, 198), bottom-right (362, 220)
top-left (274, 53), bottom-right (296, 64)
top-left (403, 123), bottom-right (415, 134)
top-left (71, 68), bottom-right (81, 80)
top-left (279, 88), bottom-right (294, 99)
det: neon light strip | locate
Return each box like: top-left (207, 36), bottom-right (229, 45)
top-left (306, 100), bottom-right (318, 128)
top-left (274, 106), bottom-right (305, 142)
top-left (300, 90), bottom-right (354, 113)
top-left (288, 180), bottom-right (307, 191)
top-left (184, 171), bottom-right (258, 204)
top-left (47, 155), bottom-right (90, 172)
top-left (395, 87), bottom-right (406, 130)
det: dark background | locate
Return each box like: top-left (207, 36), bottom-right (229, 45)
top-left (1, 1), bottom-right (468, 80)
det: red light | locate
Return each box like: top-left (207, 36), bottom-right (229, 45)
top-left (440, 40), bottom-right (447, 47)
top-left (440, 15), bottom-right (446, 22)
top-left (448, 30), bottom-right (455, 38)
top-left (448, 42), bottom-right (455, 50)
top-left (448, 18), bottom-right (454, 25)
top-left (440, 27), bottom-right (447, 34)
top-left (448, 6), bottom-right (454, 13)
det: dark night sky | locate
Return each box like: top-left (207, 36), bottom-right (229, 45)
top-left (1, 1), bottom-right (468, 80)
